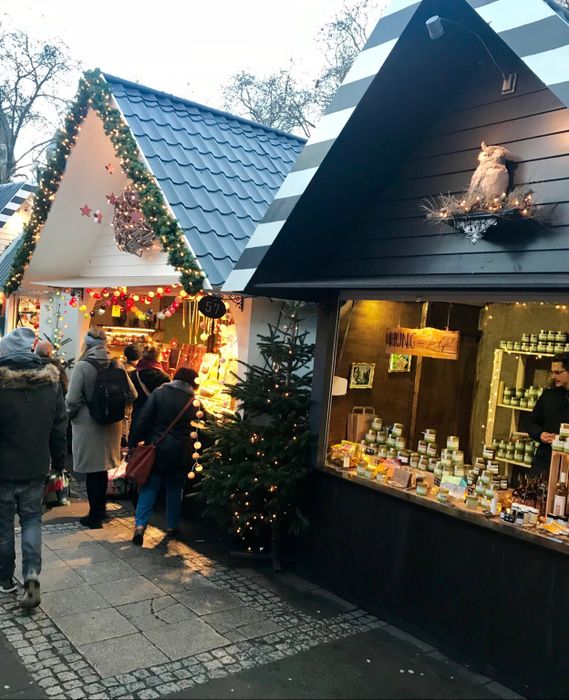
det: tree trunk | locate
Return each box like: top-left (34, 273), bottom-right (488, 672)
top-left (0, 109), bottom-right (15, 184)
top-left (271, 520), bottom-right (282, 572)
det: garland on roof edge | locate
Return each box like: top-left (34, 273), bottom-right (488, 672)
top-left (3, 69), bottom-right (205, 296)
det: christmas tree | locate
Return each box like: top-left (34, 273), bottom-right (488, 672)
top-left (199, 302), bottom-right (315, 570)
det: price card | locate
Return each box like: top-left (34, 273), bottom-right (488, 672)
top-left (440, 476), bottom-right (467, 500)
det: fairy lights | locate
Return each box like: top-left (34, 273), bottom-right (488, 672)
top-left (3, 69), bottom-right (205, 296)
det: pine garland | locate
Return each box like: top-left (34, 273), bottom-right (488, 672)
top-left (3, 69), bottom-right (205, 295)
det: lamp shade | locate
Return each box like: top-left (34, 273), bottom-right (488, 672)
top-left (426, 15), bottom-right (444, 40)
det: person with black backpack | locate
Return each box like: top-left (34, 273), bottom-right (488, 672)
top-left (66, 328), bottom-right (137, 528)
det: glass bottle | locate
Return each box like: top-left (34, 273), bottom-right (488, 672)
top-left (554, 472), bottom-right (568, 517)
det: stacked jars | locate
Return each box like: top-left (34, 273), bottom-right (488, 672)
top-left (500, 329), bottom-right (569, 354)
top-left (502, 385), bottom-right (542, 409)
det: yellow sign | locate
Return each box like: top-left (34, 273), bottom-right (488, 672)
top-left (385, 327), bottom-right (459, 360)
top-left (112, 304), bottom-right (122, 318)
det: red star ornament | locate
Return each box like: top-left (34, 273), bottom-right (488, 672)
top-left (105, 163), bottom-right (114, 175)
top-left (106, 192), bottom-right (118, 205)
top-left (80, 204), bottom-right (92, 217)
top-left (93, 210), bottom-right (103, 224)
top-left (129, 210), bottom-right (142, 224)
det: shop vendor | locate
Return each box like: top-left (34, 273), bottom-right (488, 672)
top-left (527, 353), bottom-right (569, 472)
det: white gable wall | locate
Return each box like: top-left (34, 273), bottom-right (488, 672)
top-left (25, 108), bottom-right (179, 288)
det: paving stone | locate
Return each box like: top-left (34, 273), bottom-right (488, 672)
top-left (201, 606), bottom-right (266, 634)
top-left (37, 567), bottom-right (85, 593)
top-left (53, 607), bottom-right (137, 646)
top-left (57, 542), bottom-right (117, 567)
top-left (116, 596), bottom-right (176, 619)
top-left (143, 618), bottom-right (230, 661)
top-left (73, 559), bottom-right (139, 585)
top-left (155, 603), bottom-right (196, 624)
top-left (43, 531), bottom-right (94, 550)
top-left (40, 585), bottom-right (110, 618)
top-left (78, 633), bottom-right (168, 678)
top-left (92, 577), bottom-right (164, 606)
top-left (85, 525), bottom-right (132, 544)
top-left (173, 588), bottom-right (244, 616)
top-left (132, 614), bottom-right (168, 632)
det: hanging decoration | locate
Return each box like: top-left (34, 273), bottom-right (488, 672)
top-left (93, 209), bottom-right (103, 224)
top-left (422, 141), bottom-right (538, 244)
top-left (112, 186), bottom-right (155, 256)
top-left (2, 69), bottom-right (205, 296)
top-left (80, 204), bottom-right (92, 217)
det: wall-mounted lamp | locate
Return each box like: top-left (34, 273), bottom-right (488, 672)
top-left (426, 15), bottom-right (517, 95)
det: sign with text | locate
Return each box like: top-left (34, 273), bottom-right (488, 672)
top-left (198, 295), bottom-right (227, 319)
top-left (385, 327), bottom-right (459, 360)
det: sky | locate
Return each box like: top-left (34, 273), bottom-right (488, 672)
top-left (1, 0), bottom-right (383, 109)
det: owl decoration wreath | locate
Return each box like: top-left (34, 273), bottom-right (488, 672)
top-left (422, 141), bottom-right (537, 244)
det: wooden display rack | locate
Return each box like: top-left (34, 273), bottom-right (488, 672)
top-left (547, 450), bottom-right (569, 516)
top-left (485, 348), bottom-right (551, 474)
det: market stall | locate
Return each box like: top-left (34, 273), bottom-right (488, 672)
top-left (225, 0), bottom-right (569, 694)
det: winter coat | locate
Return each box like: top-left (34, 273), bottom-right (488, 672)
top-left (130, 366), bottom-right (170, 427)
top-left (66, 345), bottom-right (137, 473)
top-left (527, 386), bottom-right (569, 471)
top-left (129, 381), bottom-right (199, 476)
top-left (0, 358), bottom-right (67, 481)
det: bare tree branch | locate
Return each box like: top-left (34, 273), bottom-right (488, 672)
top-left (0, 28), bottom-right (77, 183)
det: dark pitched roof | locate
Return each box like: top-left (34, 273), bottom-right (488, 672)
top-left (0, 233), bottom-right (24, 288)
top-left (104, 74), bottom-right (305, 288)
top-left (226, 0), bottom-right (569, 293)
top-left (0, 182), bottom-right (35, 228)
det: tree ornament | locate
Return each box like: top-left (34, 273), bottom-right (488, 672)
top-left (112, 186), bottom-right (155, 256)
top-left (93, 209), bottom-right (103, 224)
top-left (190, 431), bottom-right (198, 439)
top-left (194, 464), bottom-right (203, 472)
top-left (192, 452), bottom-right (200, 460)
top-left (188, 471), bottom-right (196, 480)
top-left (80, 204), bottom-right (92, 217)
top-left (196, 410), bottom-right (204, 418)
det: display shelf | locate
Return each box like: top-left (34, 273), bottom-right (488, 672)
top-left (102, 326), bottom-right (156, 334)
top-left (495, 457), bottom-right (532, 469)
top-left (501, 349), bottom-right (554, 358)
top-left (497, 403), bottom-right (533, 412)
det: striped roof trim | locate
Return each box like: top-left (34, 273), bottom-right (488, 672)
top-left (223, 0), bottom-right (569, 293)
top-left (0, 182), bottom-right (36, 229)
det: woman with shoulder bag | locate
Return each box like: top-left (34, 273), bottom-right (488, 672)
top-left (128, 367), bottom-right (202, 545)
top-left (66, 329), bottom-right (137, 528)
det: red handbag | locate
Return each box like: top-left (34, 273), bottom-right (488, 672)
top-left (126, 395), bottom-right (194, 486)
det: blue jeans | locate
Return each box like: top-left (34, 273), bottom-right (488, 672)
top-left (135, 473), bottom-right (185, 530)
top-left (0, 479), bottom-right (44, 582)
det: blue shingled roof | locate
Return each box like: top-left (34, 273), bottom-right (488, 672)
top-left (104, 74), bottom-right (305, 288)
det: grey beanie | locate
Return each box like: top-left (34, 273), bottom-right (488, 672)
top-left (0, 327), bottom-right (36, 357)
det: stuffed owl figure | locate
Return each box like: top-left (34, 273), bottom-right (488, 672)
top-left (467, 141), bottom-right (512, 201)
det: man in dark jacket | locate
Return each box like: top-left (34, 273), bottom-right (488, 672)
top-left (527, 353), bottom-right (569, 472)
top-left (0, 327), bottom-right (67, 608)
top-left (129, 346), bottom-right (170, 430)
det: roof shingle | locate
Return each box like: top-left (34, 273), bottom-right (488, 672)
top-left (104, 74), bottom-right (305, 287)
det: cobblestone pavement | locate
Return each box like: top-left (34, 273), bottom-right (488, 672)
top-left (0, 491), bottom-right (522, 700)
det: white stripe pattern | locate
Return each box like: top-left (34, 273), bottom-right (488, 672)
top-left (223, 0), bottom-right (569, 293)
top-left (246, 221), bottom-right (286, 248)
top-left (342, 39), bottom-right (398, 86)
top-left (273, 167), bottom-right (318, 199)
top-left (522, 44), bottom-right (569, 82)
top-left (476, 0), bottom-right (556, 33)
top-left (0, 184), bottom-right (35, 227)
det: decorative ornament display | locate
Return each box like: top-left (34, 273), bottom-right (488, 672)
top-left (422, 141), bottom-right (537, 244)
top-left (80, 204), bottom-right (92, 217)
top-left (106, 192), bottom-right (118, 205)
top-left (112, 186), bottom-right (155, 256)
top-left (93, 209), bottom-right (103, 224)
top-left (105, 163), bottom-right (114, 174)
top-left (2, 69), bottom-right (205, 296)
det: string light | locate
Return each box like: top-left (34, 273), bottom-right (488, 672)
top-left (2, 69), bottom-right (205, 297)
